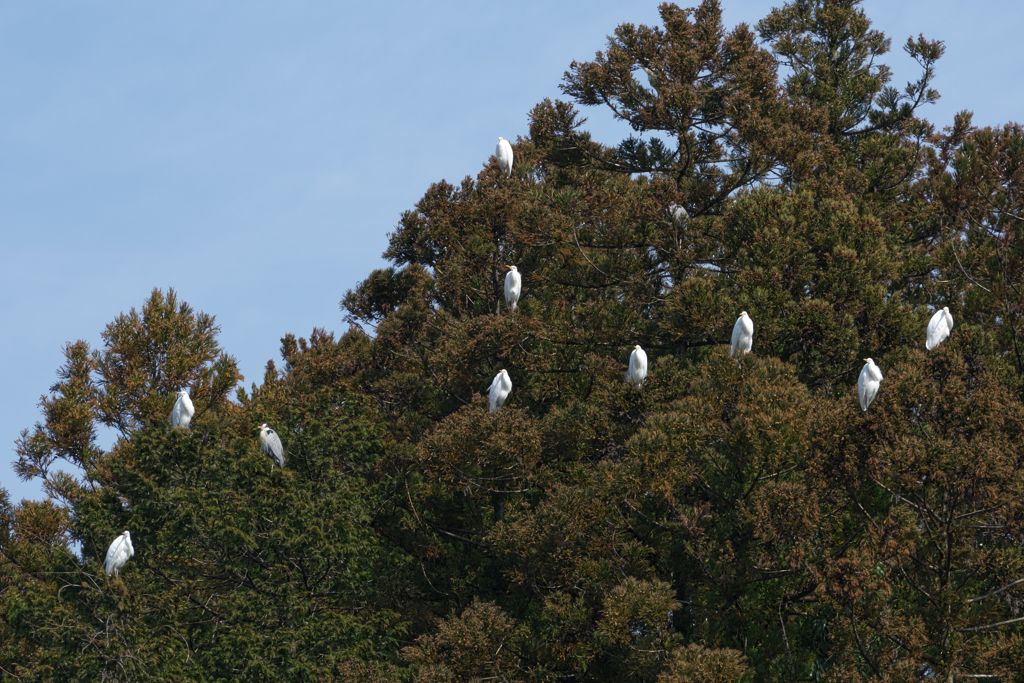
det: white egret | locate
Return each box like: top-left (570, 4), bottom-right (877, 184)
top-left (496, 137), bottom-right (514, 178)
top-left (169, 390), bottom-right (195, 429)
top-left (858, 358), bottom-right (883, 412)
top-left (104, 530), bottom-right (134, 577)
top-left (926, 306), bottom-right (954, 351)
top-left (625, 345), bottom-right (648, 388)
top-left (504, 266), bottom-right (521, 314)
top-left (668, 204), bottom-right (688, 223)
top-left (257, 424), bottom-right (285, 473)
top-left (730, 311), bottom-right (754, 357)
top-left (489, 369), bottom-right (512, 411)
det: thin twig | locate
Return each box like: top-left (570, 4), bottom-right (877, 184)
top-left (957, 614), bottom-right (1024, 632)
top-left (779, 597), bottom-right (796, 682)
top-left (967, 577), bottom-right (1024, 604)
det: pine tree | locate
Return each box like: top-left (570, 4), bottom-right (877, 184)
top-left (5, 2), bottom-right (1024, 681)
top-left (3, 293), bottom-right (405, 681)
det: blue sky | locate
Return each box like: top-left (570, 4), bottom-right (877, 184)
top-left (2, 0), bottom-right (1021, 505)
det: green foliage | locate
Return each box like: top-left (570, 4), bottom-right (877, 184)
top-left (6, 2), bottom-right (1024, 681)
top-left (3, 303), bottom-right (408, 681)
top-left (402, 599), bottom-right (528, 682)
top-left (13, 287), bottom-right (241, 493)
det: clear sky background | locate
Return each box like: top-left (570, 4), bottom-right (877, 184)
top-left (2, 1), bottom-right (1021, 505)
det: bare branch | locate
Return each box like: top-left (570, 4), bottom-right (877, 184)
top-left (957, 615), bottom-right (1024, 632)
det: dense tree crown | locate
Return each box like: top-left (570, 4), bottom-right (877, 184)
top-left (4, 2), bottom-right (1024, 681)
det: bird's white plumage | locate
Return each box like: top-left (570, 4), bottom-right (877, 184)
top-left (668, 204), bottom-right (688, 223)
top-left (857, 358), bottom-right (883, 412)
top-left (730, 311), bottom-right (754, 357)
top-left (104, 530), bottom-right (134, 577)
top-left (504, 266), bottom-right (521, 313)
top-left (258, 423), bottom-right (285, 472)
top-left (496, 137), bottom-right (514, 178)
top-left (625, 345), bottom-right (648, 388)
top-left (169, 390), bottom-right (195, 428)
top-left (489, 369), bottom-right (512, 411)
top-left (926, 306), bottom-right (954, 351)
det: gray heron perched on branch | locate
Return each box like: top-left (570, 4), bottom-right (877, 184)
top-left (257, 423), bottom-right (285, 473)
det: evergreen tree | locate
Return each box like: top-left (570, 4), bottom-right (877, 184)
top-left (3, 293), bottom-right (404, 681)
top-left (5, 2), bottom-right (1024, 681)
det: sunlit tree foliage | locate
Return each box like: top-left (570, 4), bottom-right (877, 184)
top-left (5, 2), bottom-right (1024, 681)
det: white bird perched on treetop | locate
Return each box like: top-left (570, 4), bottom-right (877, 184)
top-left (504, 265), bottom-right (521, 314)
top-left (489, 369), bottom-right (512, 412)
top-left (625, 345), bottom-right (648, 388)
top-left (496, 137), bottom-right (514, 178)
top-left (169, 390), bottom-right (195, 429)
top-left (857, 358), bottom-right (883, 412)
top-left (104, 530), bottom-right (134, 577)
top-left (668, 204), bottom-right (688, 224)
top-left (926, 306), bottom-right (954, 351)
top-left (257, 424), bottom-right (285, 473)
top-left (731, 311), bottom-right (754, 357)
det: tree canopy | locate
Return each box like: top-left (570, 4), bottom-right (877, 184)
top-left (5, 2), bottom-right (1024, 681)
